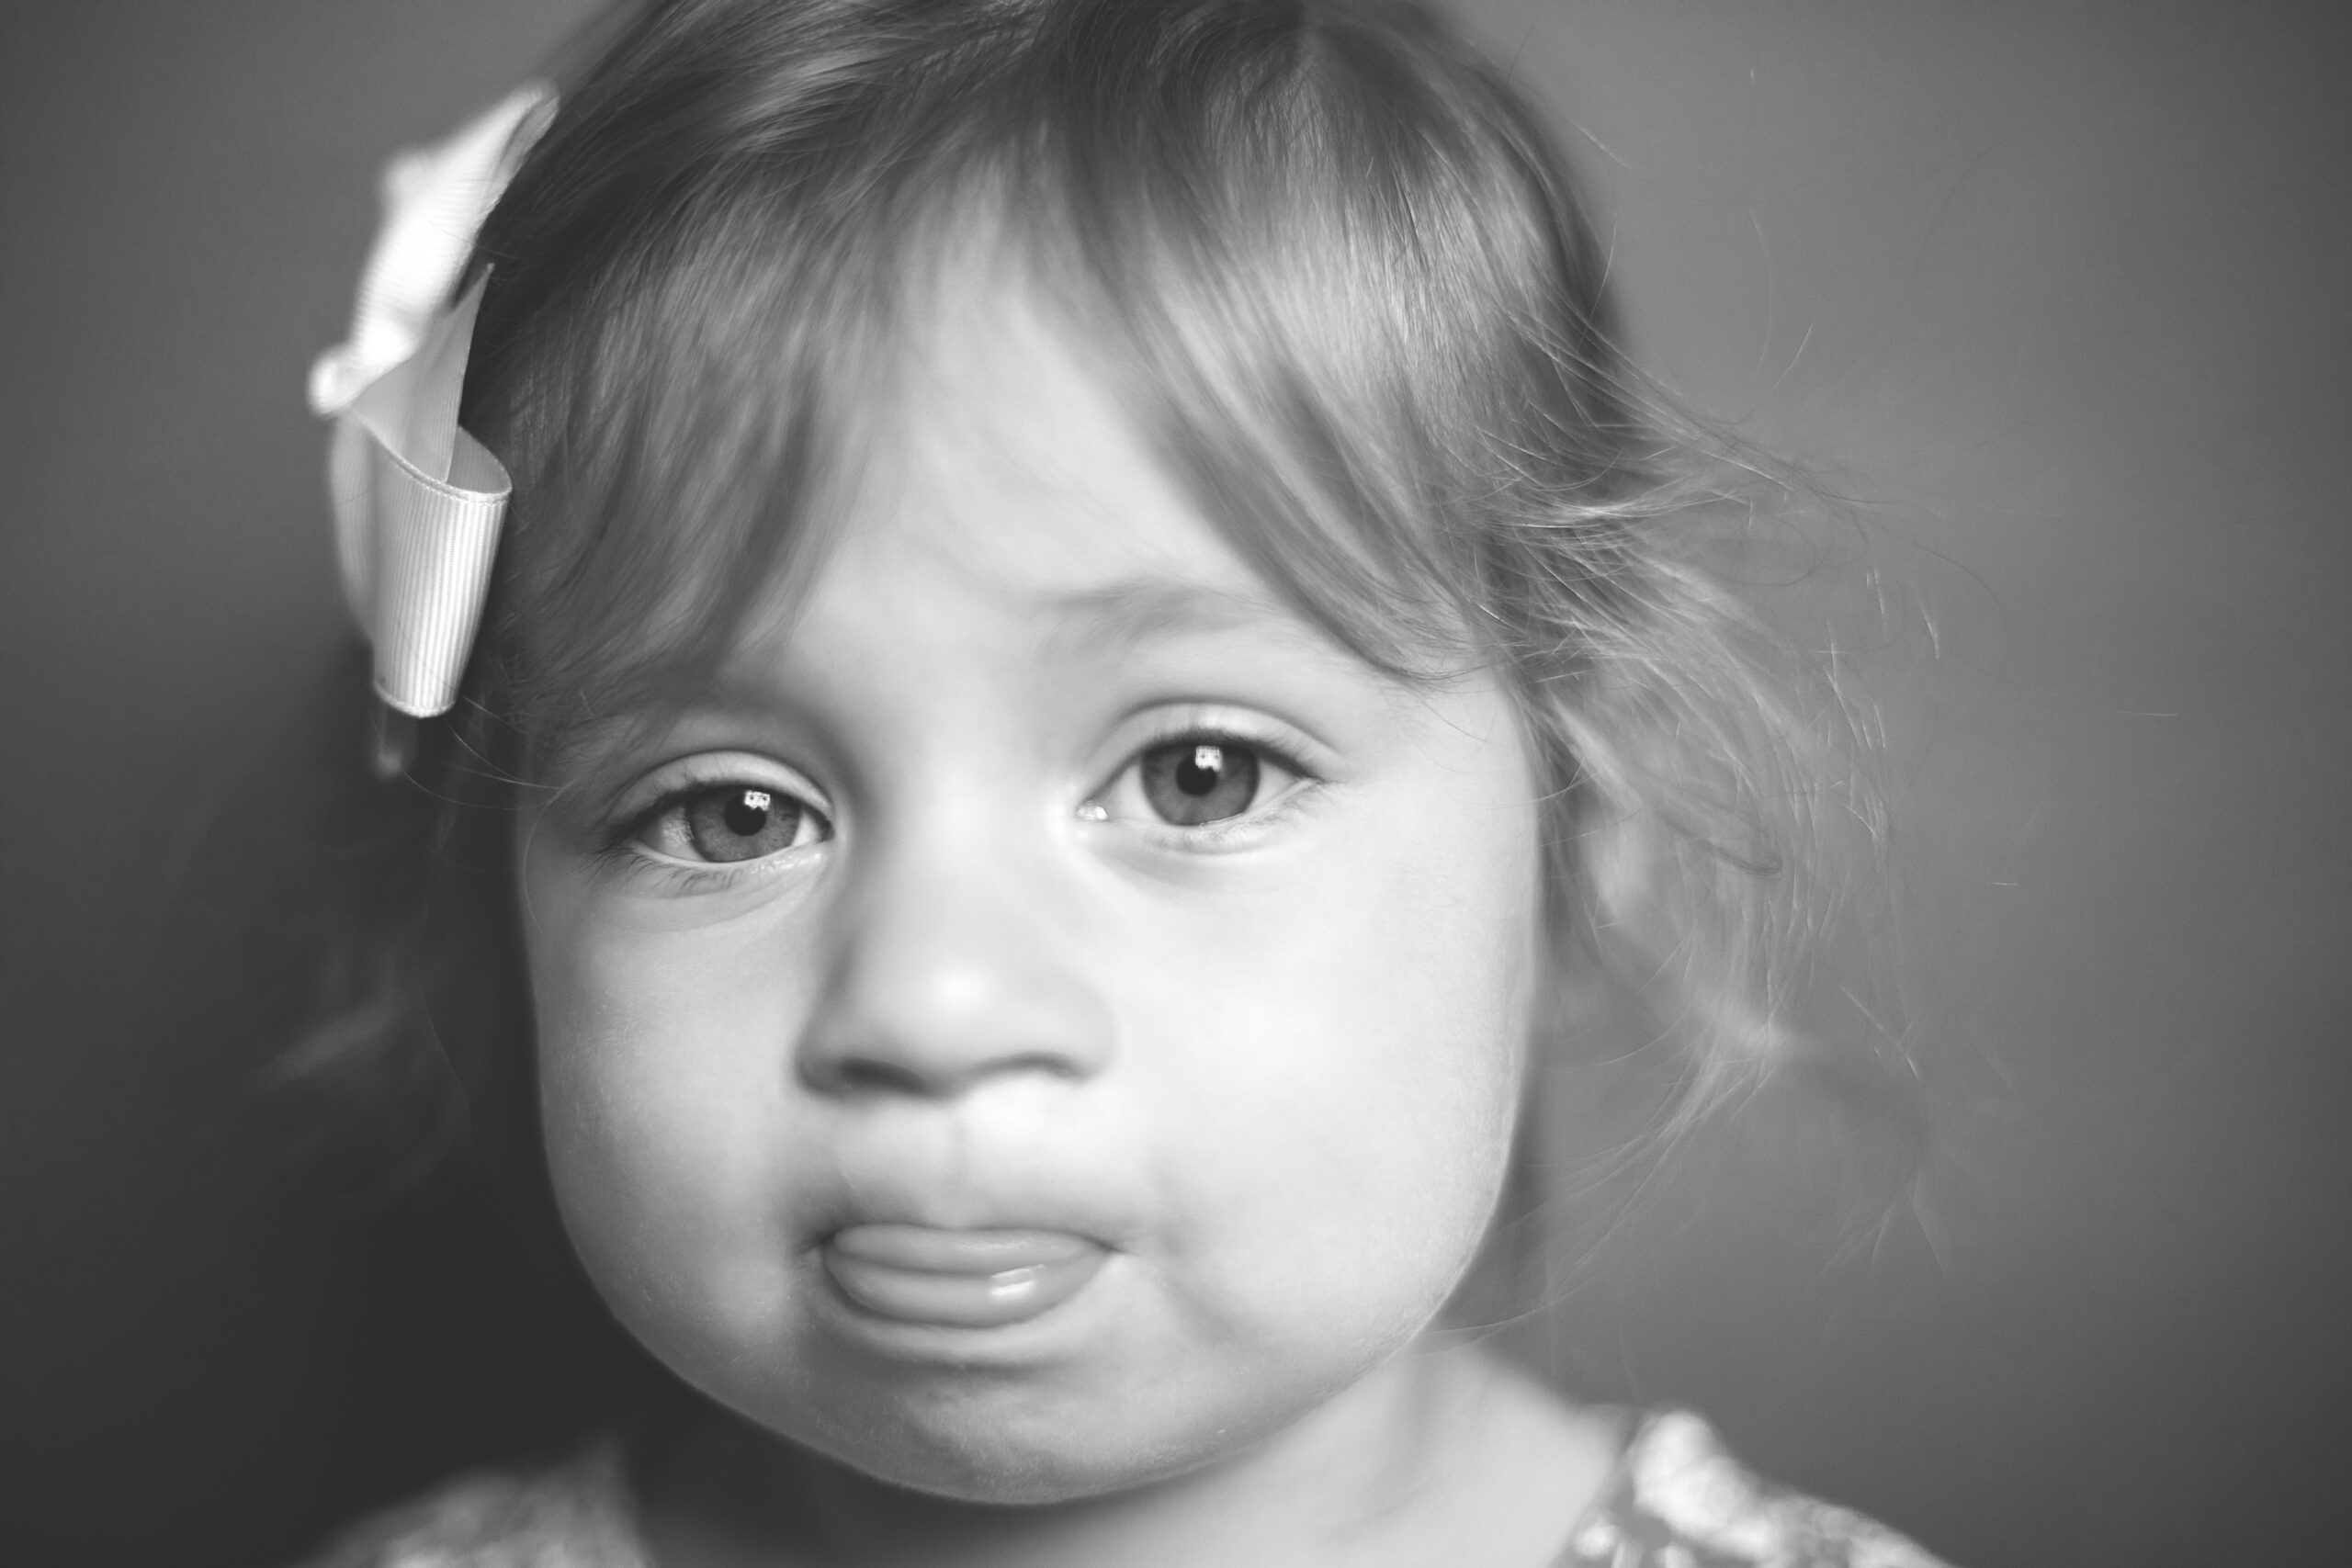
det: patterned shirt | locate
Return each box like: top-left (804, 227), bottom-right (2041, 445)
top-left (1558, 1411), bottom-right (1951, 1568)
top-left (306, 1409), bottom-right (1954, 1567)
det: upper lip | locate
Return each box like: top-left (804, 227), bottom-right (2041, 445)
top-left (822, 1223), bottom-right (1104, 1274)
top-left (796, 1128), bottom-right (1138, 1247)
top-left (808, 1200), bottom-right (1123, 1244)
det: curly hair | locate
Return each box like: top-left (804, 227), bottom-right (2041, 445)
top-left (278, 0), bottom-right (1906, 1341)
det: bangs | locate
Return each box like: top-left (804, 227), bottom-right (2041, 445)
top-left (462, 167), bottom-right (917, 772)
top-left (458, 0), bottom-right (1657, 776)
top-left (294, 0), bottom-right (1902, 1207)
top-left (1033, 0), bottom-right (1655, 681)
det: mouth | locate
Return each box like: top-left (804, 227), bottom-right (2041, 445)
top-left (820, 1224), bottom-right (1109, 1330)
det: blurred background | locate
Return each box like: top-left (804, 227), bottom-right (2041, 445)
top-left (3, 2), bottom-right (2347, 1563)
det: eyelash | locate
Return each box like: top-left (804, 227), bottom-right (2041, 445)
top-left (1086, 723), bottom-right (1321, 849)
top-left (600, 763), bottom-right (835, 887)
top-left (596, 721), bottom-right (1322, 886)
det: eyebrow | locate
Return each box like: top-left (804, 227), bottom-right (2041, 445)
top-left (542, 580), bottom-right (1317, 782)
top-left (1035, 578), bottom-right (1295, 659)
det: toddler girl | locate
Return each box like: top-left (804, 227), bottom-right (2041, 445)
top-left (294, 0), bottom-right (1950, 1562)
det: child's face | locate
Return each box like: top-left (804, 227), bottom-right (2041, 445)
top-left (515, 276), bottom-right (1545, 1502)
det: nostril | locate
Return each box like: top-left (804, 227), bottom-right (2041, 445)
top-left (816, 1048), bottom-right (1089, 1098)
top-left (826, 1057), bottom-right (934, 1097)
top-left (1001, 1050), bottom-right (1088, 1082)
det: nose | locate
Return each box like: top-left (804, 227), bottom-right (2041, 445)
top-left (795, 829), bottom-right (1116, 1099)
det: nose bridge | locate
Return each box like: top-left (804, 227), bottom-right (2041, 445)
top-left (797, 790), bottom-right (1113, 1097)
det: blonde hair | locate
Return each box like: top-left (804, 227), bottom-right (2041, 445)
top-left (284, 0), bottom-right (1905, 1315)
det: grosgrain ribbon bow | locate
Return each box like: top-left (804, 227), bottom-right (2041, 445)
top-left (307, 85), bottom-right (556, 740)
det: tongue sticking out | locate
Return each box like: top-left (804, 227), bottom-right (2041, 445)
top-left (822, 1224), bottom-right (1108, 1328)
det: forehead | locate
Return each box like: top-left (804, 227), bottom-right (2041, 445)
top-left (523, 256), bottom-right (1370, 785)
top-left (744, 269), bottom-right (1320, 668)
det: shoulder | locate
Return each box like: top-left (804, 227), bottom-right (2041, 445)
top-left (1560, 1409), bottom-right (1956, 1568)
top-left (295, 1437), bottom-right (648, 1568)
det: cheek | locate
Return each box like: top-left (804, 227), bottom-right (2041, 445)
top-left (521, 873), bottom-right (812, 1353)
top-left (509, 738), bottom-right (1544, 1476)
top-left (1136, 787), bottom-right (1541, 1347)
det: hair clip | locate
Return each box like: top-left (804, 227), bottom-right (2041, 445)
top-left (308, 84), bottom-right (557, 777)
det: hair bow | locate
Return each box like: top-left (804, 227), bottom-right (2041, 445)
top-left (308, 84), bottom-right (556, 772)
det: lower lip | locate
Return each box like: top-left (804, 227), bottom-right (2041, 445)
top-left (821, 1224), bottom-right (1108, 1330)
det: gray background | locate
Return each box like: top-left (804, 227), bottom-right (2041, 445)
top-left (4, 2), bottom-right (2347, 1563)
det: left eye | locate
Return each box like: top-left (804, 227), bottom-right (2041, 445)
top-left (632, 784), bottom-right (831, 863)
top-left (1099, 736), bottom-right (1301, 829)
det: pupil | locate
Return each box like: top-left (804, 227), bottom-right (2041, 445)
top-left (723, 789), bottom-right (772, 837)
top-left (1176, 745), bottom-right (1224, 796)
top-left (1139, 739), bottom-right (1260, 827)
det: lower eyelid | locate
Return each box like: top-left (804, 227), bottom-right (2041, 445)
top-left (612, 832), bottom-right (828, 887)
top-left (1154, 792), bottom-right (1318, 853)
top-left (616, 853), bottom-right (740, 894)
top-left (610, 794), bottom-right (831, 874)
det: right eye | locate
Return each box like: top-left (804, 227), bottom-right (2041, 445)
top-left (630, 784), bottom-right (831, 864)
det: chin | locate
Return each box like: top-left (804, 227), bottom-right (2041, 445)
top-left (782, 1376), bottom-right (1255, 1506)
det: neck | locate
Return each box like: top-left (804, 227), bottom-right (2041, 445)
top-left (640, 1342), bottom-right (1617, 1568)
